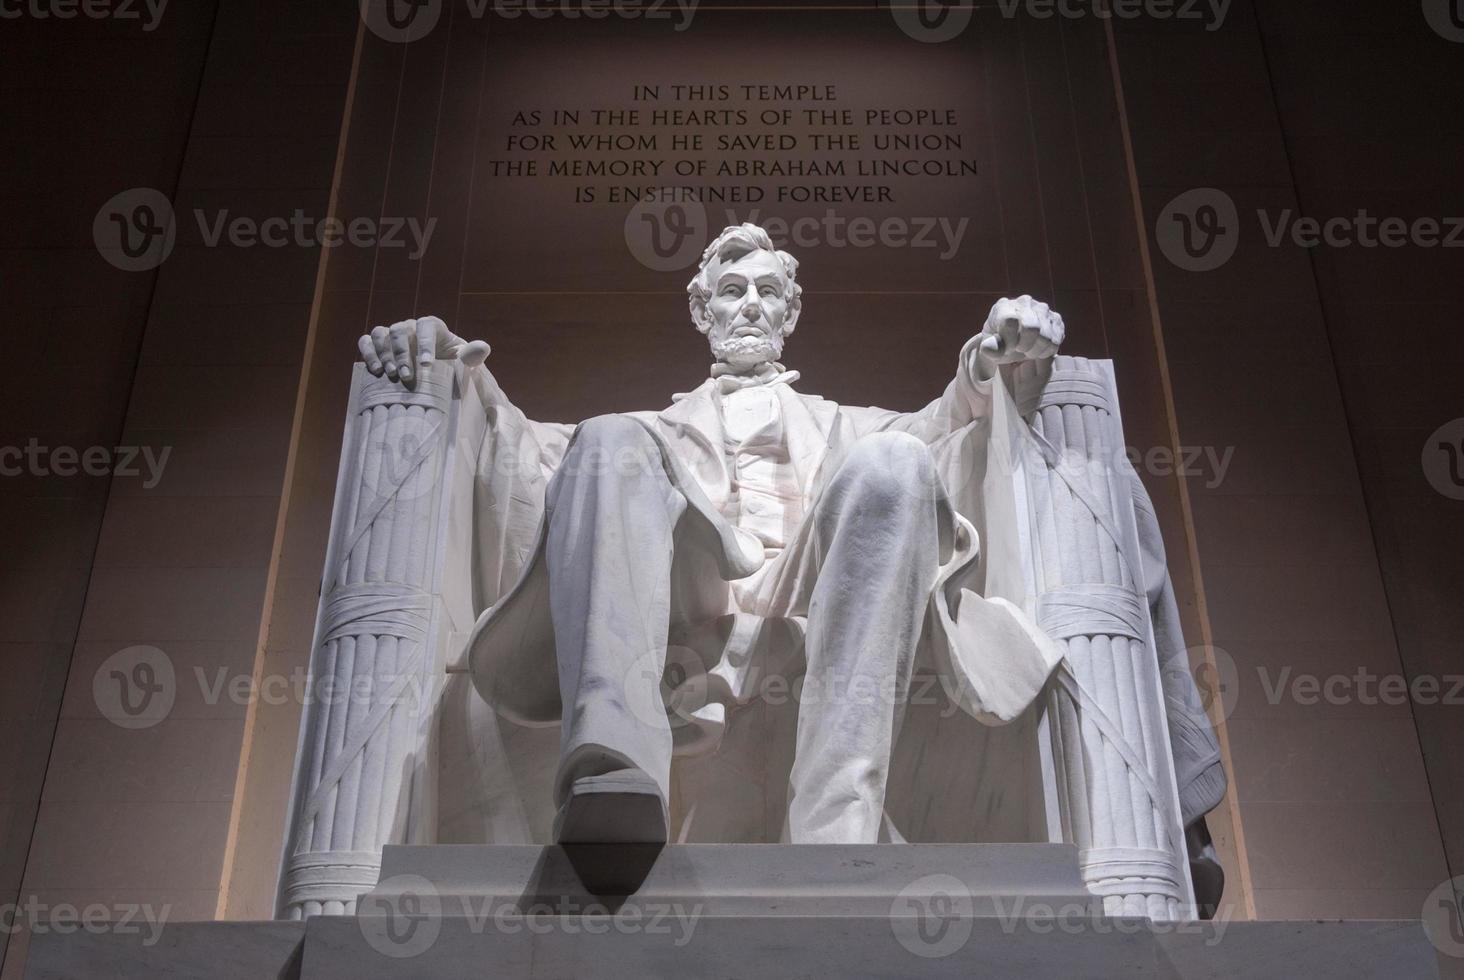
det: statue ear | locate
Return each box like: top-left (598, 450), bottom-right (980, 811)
top-left (782, 300), bottom-right (800, 337)
top-left (690, 289), bottom-right (712, 335)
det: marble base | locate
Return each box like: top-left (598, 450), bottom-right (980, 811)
top-left (22, 846), bottom-right (1449, 979)
top-left (365, 842), bottom-right (1098, 917)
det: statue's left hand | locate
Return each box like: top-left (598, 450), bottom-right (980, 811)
top-left (976, 296), bottom-right (1064, 368)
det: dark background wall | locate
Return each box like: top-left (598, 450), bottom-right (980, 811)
top-left (0, 2), bottom-right (355, 975)
top-left (1115, 0), bottom-right (1464, 918)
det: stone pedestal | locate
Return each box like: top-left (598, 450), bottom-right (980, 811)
top-left (23, 845), bottom-right (1449, 979)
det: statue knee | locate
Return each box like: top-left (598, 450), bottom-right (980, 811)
top-left (838, 432), bottom-right (939, 512)
top-left (573, 413), bottom-right (652, 451)
top-left (556, 414), bottom-right (665, 492)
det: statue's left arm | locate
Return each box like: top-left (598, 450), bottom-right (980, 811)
top-left (849, 296), bottom-right (1065, 440)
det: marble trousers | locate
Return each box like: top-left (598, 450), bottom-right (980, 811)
top-left (544, 414), bottom-right (946, 844)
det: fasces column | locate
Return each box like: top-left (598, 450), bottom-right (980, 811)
top-left (278, 363), bottom-right (458, 917)
top-left (1025, 357), bottom-right (1193, 921)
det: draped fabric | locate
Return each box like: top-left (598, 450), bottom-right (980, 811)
top-left (444, 344), bottom-right (1224, 845)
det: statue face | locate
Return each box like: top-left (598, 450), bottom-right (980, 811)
top-left (701, 249), bottom-right (797, 369)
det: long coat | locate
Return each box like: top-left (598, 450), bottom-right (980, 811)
top-left (464, 340), bottom-right (1064, 742)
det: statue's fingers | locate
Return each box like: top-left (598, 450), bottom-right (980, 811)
top-left (415, 318), bottom-right (439, 366)
top-left (389, 322), bottom-right (414, 381)
top-left (370, 326), bottom-right (395, 379)
top-left (1015, 317), bottom-right (1042, 355)
top-left (999, 313), bottom-right (1022, 352)
top-left (1046, 313), bottom-right (1066, 346)
top-left (358, 335), bottom-right (384, 376)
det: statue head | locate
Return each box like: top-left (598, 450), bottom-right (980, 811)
top-left (687, 223), bottom-right (802, 370)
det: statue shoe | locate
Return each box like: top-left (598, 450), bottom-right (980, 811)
top-left (553, 768), bottom-right (669, 845)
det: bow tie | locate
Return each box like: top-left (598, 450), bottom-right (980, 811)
top-left (711, 361), bottom-right (801, 394)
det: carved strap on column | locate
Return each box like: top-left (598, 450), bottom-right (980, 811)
top-left (277, 364), bottom-right (459, 918)
top-left (1024, 356), bottom-right (1193, 921)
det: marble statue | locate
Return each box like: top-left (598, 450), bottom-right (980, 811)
top-left (278, 224), bottom-right (1226, 923)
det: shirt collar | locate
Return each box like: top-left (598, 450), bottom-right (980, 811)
top-left (711, 360), bottom-right (801, 394)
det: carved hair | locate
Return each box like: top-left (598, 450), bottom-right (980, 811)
top-left (686, 223), bottom-right (803, 331)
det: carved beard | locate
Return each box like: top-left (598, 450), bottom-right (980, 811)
top-left (709, 329), bottom-right (784, 369)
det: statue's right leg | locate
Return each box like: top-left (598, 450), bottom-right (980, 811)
top-left (543, 414), bottom-right (686, 844)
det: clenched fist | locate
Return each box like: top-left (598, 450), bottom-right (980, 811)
top-left (357, 316), bottom-right (490, 386)
top-left (977, 296), bottom-right (1064, 368)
